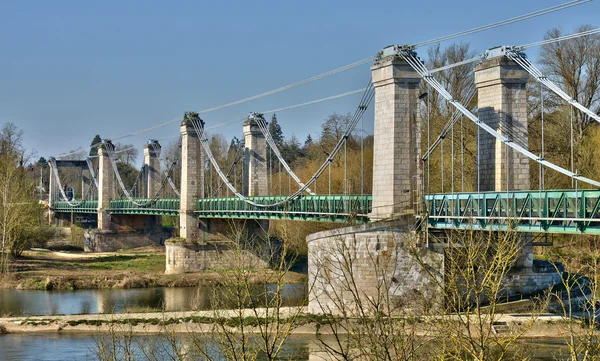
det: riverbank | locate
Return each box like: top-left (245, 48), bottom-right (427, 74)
top-left (0, 247), bottom-right (306, 290)
top-left (0, 307), bottom-right (580, 339)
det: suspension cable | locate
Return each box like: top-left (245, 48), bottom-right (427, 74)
top-left (189, 83), bottom-right (375, 208)
top-left (505, 48), bottom-right (600, 125)
top-left (251, 112), bottom-right (315, 195)
top-left (397, 47), bottom-right (600, 188)
top-left (423, 84), bottom-right (477, 160)
top-left (521, 27), bottom-right (600, 49)
top-left (411, 0), bottom-right (590, 48)
top-left (48, 157), bottom-right (84, 207)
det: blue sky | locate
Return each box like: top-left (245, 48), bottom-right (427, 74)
top-left (1, 0), bottom-right (598, 163)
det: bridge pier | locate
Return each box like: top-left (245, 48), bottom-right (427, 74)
top-left (474, 56), bottom-right (530, 192)
top-left (369, 55), bottom-right (422, 220)
top-left (143, 139), bottom-right (162, 229)
top-left (475, 55), bottom-right (532, 268)
top-left (178, 113), bottom-right (205, 242)
top-left (47, 159), bottom-right (57, 225)
top-left (97, 141), bottom-right (115, 231)
top-left (243, 113), bottom-right (268, 197)
top-left (144, 140), bottom-right (162, 198)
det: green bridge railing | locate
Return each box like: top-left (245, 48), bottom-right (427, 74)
top-left (53, 195), bottom-right (372, 223)
top-left (53, 200), bottom-right (98, 214)
top-left (196, 195), bottom-right (372, 223)
top-left (425, 190), bottom-right (600, 235)
top-left (109, 198), bottom-right (180, 215)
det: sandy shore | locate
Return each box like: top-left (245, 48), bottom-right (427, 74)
top-left (0, 308), bottom-right (575, 338)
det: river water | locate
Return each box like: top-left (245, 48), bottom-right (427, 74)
top-left (0, 284), bottom-right (307, 316)
top-left (0, 333), bottom-right (579, 360)
top-left (0, 286), bottom-right (583, 360)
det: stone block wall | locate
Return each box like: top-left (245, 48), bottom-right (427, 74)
top-left (307, 218), bottom-right (444, 315)
top-left (370, 56), bottom-right (422, 220)
top-left (165, 241), bottom-right (269, 274)
top-left (243, 115), bottom-right (268, 197)
top-left (84, 229), bottom-right (169, 252)
top-left (474, 56), bottom-right (530, 191)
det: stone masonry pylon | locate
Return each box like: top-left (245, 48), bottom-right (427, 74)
top-left (242, 113), bottom-right (268, 197)
top-left (97, 140), bottom-right (115, 231)
top-left (474, 56), bottom-right (530, 192)
top-left (143, 140), bottom-right (161, 198)
top-left (179, 113), bottom-right (204, 241)
top-left (369, 55), bottom-right (422, 221)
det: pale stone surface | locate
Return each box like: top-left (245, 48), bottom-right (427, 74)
top-left (143, 141), bottom-right (161, 199)
top-left (165, 242), bottom-right (269, 274)
top-left (474, 56), bottom-right (530, 192)
top-left (97, 141), bottom-right (115, 231)
top-left (243, 115), bottom-right (268, 197)
top-left (179, 118), bottom-right (204, 241)
top-left (84, 229), bottom-right (170, 252)
top-left (370, 56), bottom-right (422, 220)
top-left (307, 218), bottom-right (444, 315)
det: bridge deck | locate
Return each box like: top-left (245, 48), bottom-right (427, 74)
top-left (425, 190), bottom-right (600, 235)
top-left (53, 190), bottom-right (600, 234)
top-left (53, 195), bottom-right (372, 223)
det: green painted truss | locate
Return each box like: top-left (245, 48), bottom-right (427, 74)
top-left (425, 190), bottom-right (600, 235)
top-left (53, 195), bottom-right (372, 223)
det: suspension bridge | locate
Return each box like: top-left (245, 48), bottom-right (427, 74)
top-left (48, 39), bottom-right (600, 237)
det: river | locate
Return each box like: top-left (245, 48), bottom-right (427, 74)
top-left (0, 284), bottom-right (307, 316)
top-left (0, 286), bottom-right (585, 360)
top-left (0, 333), bottom-right (580, 360)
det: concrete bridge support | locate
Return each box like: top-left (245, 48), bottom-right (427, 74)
top-left (475, 55), bottom-right (532, 268)
top-left (47, 160), bottom-right (57, 225)
top-left (143, 140), bottom-right (162, 229)
top-left (97, 141), bottom-right (115, 231)
top-left (369, 55), bottom-right (422, 220)
top-left (474, 56), bottom-right (530, 192)
top-left (179, 115), bottom-right (204, 241)
top-left (243, 113), bottom-right (268, 197)
top-left (144, 140), bottom-right (162, 198)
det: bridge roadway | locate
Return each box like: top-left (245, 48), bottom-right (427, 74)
top-left (52, 189), bottom-right (600, 235)
top-left (52, 195), bottom-right (373, 223)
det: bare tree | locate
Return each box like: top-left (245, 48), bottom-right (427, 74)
top-left (539, 25), bottom-right (600, 144)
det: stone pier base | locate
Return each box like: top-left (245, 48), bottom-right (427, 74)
top-left (84, 229), bottom-right (170, 252)
top-left (307, 217), bottom-right (563, 316)
top-left (307, 217), bottom-right (444, 315)
top-left (165, 241), bottom-right (269, 274)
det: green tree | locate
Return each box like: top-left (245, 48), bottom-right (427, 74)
top-left (0, 123), bottom-right (39, 273)
top-left (89, 134), bottom-right (102, 157)
top-left (281, 135), bottom-right (302, 166)
top-left (269, 114), bottom-right (284, 148)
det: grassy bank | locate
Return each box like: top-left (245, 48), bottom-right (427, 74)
top-left (1, 247), bottom-right (306, 291)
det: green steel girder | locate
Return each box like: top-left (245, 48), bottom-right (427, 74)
top-left (195, 195), bottom-right (372, 223)
top-left (425, 190), bottom-right (600, 235)
top-left (53, 195), bottom-right (372, 223)
top-left (52, 200), bottom-right (98, 214)
top-left (109, 198), bottom-right (180, 216)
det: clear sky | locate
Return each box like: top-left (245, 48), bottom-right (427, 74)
top-left (1, 0), bottom-right (598, 163)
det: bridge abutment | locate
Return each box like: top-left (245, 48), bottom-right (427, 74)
top-left (369, 55), bottom-right (422, 220)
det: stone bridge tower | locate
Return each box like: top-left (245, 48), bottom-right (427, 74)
top-left (369, 54), bottom-right (422, 220)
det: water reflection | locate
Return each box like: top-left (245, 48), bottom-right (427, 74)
top-left (0, 284), bottom-right (307, 316)
top-left (0, 334), bottom-right (579, 361)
